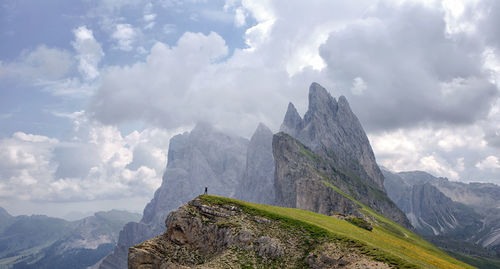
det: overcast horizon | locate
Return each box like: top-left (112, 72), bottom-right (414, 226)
top-left (1, 0), bottom-right (500, 219)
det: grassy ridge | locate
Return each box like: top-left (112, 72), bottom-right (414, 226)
top-left (201, 195), bottom-right (474, 269)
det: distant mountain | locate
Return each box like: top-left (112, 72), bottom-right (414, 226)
top-left (383, 169), bottom-right (500, 264)
top-left (0, 209), bottom-right (140, 269)
top-left (276, 83), bottom-right (411, 229)
top-left (234, 123), bottom-right (275, 205)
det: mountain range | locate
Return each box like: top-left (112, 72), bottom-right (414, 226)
top-left (3, 82), bottom-right (499, 268)
top-left (0, 208), bottom-right (140, 269)
top-left (383, 169), bottom-right (500, 264)
top-left (102, 82), bottom-right (485, 269)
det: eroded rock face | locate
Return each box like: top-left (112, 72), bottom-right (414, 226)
top-left (273, 132), bottom-right (412, 229)
top-left (128, 197), bottom-right (390, 269)
top-left (235, 123), bottom-right (275, 205)
top-left (383, 168), bottom-right (500, 255)
top-left (280, 83), bottom-right (384, 191)
top-left (100, 123), bottom-right (248, 269)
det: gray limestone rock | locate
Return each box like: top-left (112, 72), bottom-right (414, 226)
top-left (273, 132), bottom-right (411, 228)
top-left (280, 82), bottom-right (385, 191)
top-left (276, 83), bottom-right (411, 229)
top-left (235, 123), bottom-right (275, 205)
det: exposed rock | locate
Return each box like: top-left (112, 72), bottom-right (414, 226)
top-left (383, 168), bottom-right (500, 258)
top-left (128, 197), bottom-right (390, 269)
top-left (235, 123), bottom-right (275, 205)
top-left (273, 131), bottom-right (412, 229)
top-left (280, 82), bottom-right (385, 191)
top-left (409, 183), bottom-right (482, 237)
top-left (100, 123), bottom-right (248, 269)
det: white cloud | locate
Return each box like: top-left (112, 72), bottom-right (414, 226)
top-left (144, 13), bottom-right (156, 22)
top-left (351, 77), bottom-right (367, 95)
top-left (112, 24), bottom-right (139, 51)
top-left (144, 13), bottom-right (156, 29)
top-left (90, 31), bottom-right (231, 129)
top-left (78, 0), bottom-right (499, 186)
top-left (476, 156), bottom-right (500, 170)
top-left (0, 112), bottom-right (182, 202)
top-left (419, 155), bottom-right (459, 179)
top-left (72, 26), bottom-right (104, 80)
top-left (163, 24), bottom-right (176, 35)
top-left (234, 7), bottom-right (246, 27)
top-left (369, 125), bottom-right (493, 180)
top-left (0, 45), bottom-right (74, 82)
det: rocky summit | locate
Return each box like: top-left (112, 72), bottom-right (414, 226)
top-left (280, 83), bottom-right (385, 191)
top-left (276, 83), bottom-right (411, 229)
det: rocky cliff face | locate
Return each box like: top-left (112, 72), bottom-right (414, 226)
top-left (273, 132), bottom-right (412, 229)
top-left (407, 183), bottom-right (481, 238)
top-left (128, 196), bottom-right (390, 269)
top-left (383, 169), bottom-right (500, 256)
top-left (99, 123), bottom-right (248, 269)
top-left (280, 83), bottom-right (384, 191)
top-left (273, 132), bottom-right (359, 216)
top-left (276, 83), bottom-right (410, 229)
top-left (235, 123), bottom-right (275, 205)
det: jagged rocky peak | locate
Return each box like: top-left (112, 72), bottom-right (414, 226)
top-left (235, 123), bottom-right (275, 205)
top-left (280, 82), bottom-right (385, 191)
top-left (280, 102), bottom-right (302, 137)
top-left (304, 82), bottom-right (339, 122)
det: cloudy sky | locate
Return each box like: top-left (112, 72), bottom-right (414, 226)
top-left (1, 0), bottom-right (499, 218)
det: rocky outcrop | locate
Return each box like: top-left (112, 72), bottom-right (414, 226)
top-left (280, 83), bottom-right (384, 191)
top-left (273, 132), bottom-right (412, 229)
top-left (128, 196), bottom-right (390, 269)
top-left (100, 123), bottom-right (248, 269)
top-left (235, 123), bottom-right (275, 205)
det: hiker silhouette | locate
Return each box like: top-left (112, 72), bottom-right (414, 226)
top-left (204, 186), bottom-right (208, 195)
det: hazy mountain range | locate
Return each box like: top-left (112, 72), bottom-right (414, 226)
top-left (0, 208), bottom-right (140, 269)
top-left (383, 169), bottom-right (500, 260)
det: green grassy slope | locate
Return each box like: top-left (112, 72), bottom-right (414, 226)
top-left (201, 195), bottom-right (474, 269)
top-left (447, 251), bottom-right (500, 269)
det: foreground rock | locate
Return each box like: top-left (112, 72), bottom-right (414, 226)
top-left (128, 196), bottom-right (390, 269)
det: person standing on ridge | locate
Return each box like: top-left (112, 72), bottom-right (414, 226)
top-left (204, 186), bottom-right (208, 195)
